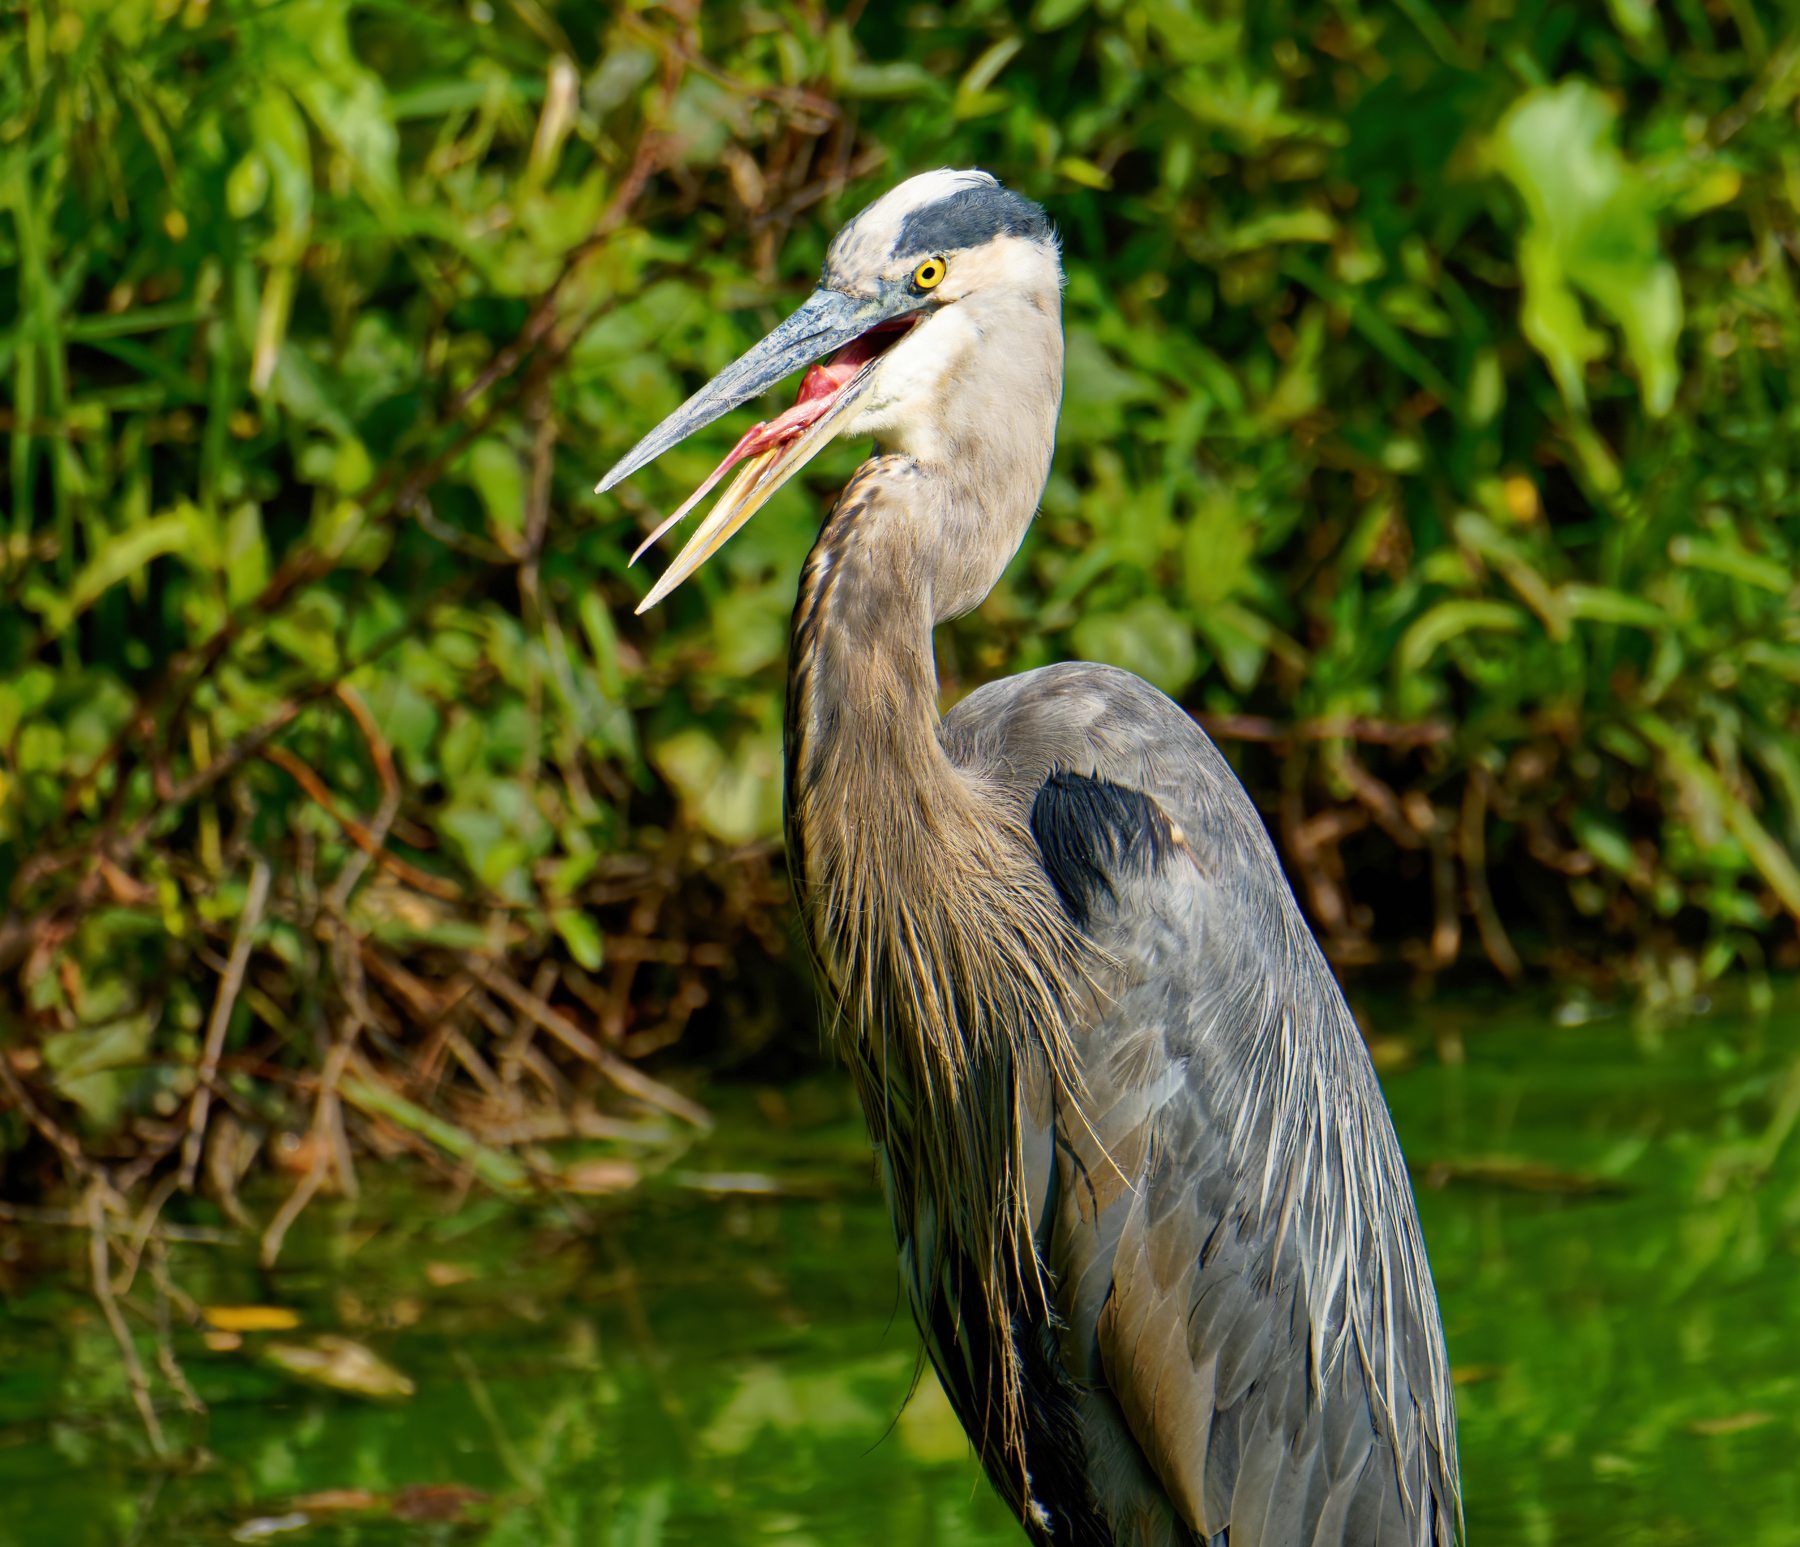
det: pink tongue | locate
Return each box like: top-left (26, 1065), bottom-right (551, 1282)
top-left (629, 320), bottom-right (914, 566)
top-left (696, 322), bottom-right (909, 484)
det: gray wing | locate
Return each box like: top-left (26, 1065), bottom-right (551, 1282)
top-left (942, 661), bottom-right (1461, 1547)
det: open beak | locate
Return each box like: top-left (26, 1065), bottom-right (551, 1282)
top-left (595, 286), bottom-right (920, 614)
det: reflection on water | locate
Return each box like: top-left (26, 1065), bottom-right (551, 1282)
top-left (5, 1001), bottom-right (1800, 1545)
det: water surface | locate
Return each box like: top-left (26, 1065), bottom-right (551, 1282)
top-left (5, 1000), bottom-right (1799, 1545)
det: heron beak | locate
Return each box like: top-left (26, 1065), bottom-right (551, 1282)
top-left (594, 286), bottom-right (920, 614)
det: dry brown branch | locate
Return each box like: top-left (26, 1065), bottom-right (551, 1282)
top-left (326, 687), bottom-right (404, 913)
top-left (1282, 796), bottom-right (1375, 960)
top-left (325, 931), bottom-right (373, 1201)
top-left (1463, 770), bottom-right (1522, 979)
top-left (261, 1023), bottom-right (360, 1269)
top-left (468, 986), bottom-right (519, 1046)
top-left (262, 746), bottom-right (462, 900)
top-left (361, 948), bottom-right (470, 1022)
top-left (1524, 808), bottom-right (1597, 875)
top-left (750, 144), bottom-right (890, 230)
top-left (118, 699), bottom-right (305, 854)
top-left (444, 1026), bottom-right (506, 1099)
top-left (476, 963), bottom-right (713, 1130)
top-left (204, 1114), bottom-right (258, 1230)
top-left (111, 1171), bottom-right (182, 1298)
top-left (147, 1238), bottom-right (205, 1417)
top-left (617, 9), bottom-right (838, 124)
top-left (1330, 746), bottom-right (1427, 850)
top-left (1403, 794), bottom-right (1462, 970)
top-left (180, 858), bottom-right (272, 1189)
top-left (87, 1186), bottom-right (166, 1455)
top-left (335, 683), bottom-right (399, 794)
top-left (517, 1044), bottom-right (576, 1106)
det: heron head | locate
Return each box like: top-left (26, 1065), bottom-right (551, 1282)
top-left (597, 169), bottom-right (1062, 613)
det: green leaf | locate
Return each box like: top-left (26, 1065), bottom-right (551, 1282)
top-left (1396, 600), bottom-right (1529, 676)
top-left (1189, 207), bottom-right (1337, 261)
top-left (1194, 607), bottom-right (1265, 694)
top-left (1056, 157), bottom-right (1113, 190)
top-left (826, 25), bottom-right (937, 99)
top-left (224, 502), bottom-right (270, 608)
top-left (1183, 484), bottom-right (1255, 609)
top-left (226, 153), bottom-right (269, 219)
top-left (1490, 81), bottom-right (1683, 416)
top-left (579, 592), bottom-right (627, 701)
top-left (954, 37), bottom-right (1022, 120)
top-left (267, 587), bottom-right (346, 676)
top-left (1667, 536), bottom-right (1790, 593)
top-left (249, 89), bottom-right (313, 253)
top-left (44, 1011), bottom-right (159, 1132)
top-left (1070, 598), bottom-right (1199, 696)
top-left (28, 510), bottom-right (192, 637)
top-left (1376, 284), bottom-right (1453, 338)
top-left (1559, 584), bottom-right (1666, 629)
top-left (467, 438), bottom-right (526, 542)
top-left (709, 590), bottom-right (789, 677)
top-left (0, 667), bottom-right (54, 746)
top-left (652, 727), bottom-right (783, 845)
top-left (1572, 810), bottom-right (1636, 876)
top-left (552, 909), bottom-right (604, 972)
top-left (1636, 714), bottom-right (1800, 920)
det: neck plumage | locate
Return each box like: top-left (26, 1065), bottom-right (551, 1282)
top-left (782, 440), bottom-right (1055, 992)
top-left (782, 421), bottom-right (1086, 1462)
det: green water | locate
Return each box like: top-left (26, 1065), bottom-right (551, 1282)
top-left (5, 1001), bottom-right (1800, 1546)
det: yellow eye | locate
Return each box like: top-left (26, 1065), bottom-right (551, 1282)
top-left (911, 256), bottom-right (946, 291)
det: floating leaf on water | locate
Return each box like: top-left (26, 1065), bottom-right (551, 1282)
top-left (263, 1336), bottom-right (416, 1400)
top-left (391, 1484), bottom-right (488, 1523)
top-left (290, 1490), bottom-right (383, 1513)
top-left (1418, 1156), bottom-right (1629, 1196)
top-left (204, 1306), bottom-right (301, 1333)
top-left (231, 1516), bottom-right (310, 1543)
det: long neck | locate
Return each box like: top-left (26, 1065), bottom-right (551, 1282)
top-left (782, 422), bottom-right (1052, 902)
top-left (783, 295), bottom-right (1079, 1049)
top-left (782, 441), bottom-right (1088, 1470)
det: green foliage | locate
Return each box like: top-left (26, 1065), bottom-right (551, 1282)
top-left (2, 0), bottom-right (1800, 1182)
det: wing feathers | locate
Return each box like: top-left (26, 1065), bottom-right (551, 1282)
top-left (935, 665), bottom-right (1459, 1546)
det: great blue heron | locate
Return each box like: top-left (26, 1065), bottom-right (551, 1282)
top-left (600, 170), bottom-right (1460, 1547)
